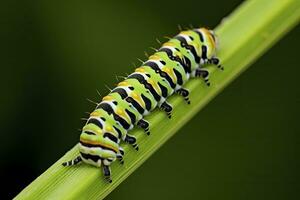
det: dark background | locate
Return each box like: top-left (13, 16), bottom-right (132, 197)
top-left (1, 0), bottom-right (299, 199)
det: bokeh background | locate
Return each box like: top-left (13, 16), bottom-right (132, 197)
top-left (1, 0), bottom-right (299, 199)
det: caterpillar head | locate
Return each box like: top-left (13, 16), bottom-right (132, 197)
top-left (198, 28), bottom-right (219, 59)
top-left (78, 123), bottom-right (118, 167)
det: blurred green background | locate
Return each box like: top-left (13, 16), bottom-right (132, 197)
top-left (1, 0), bottom-right (299, 199)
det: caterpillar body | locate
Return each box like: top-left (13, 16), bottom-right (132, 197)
top-left (62, 27), bottom-right (223, 182)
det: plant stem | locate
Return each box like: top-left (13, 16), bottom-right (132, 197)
top-left (15, 0), bottom-right (300, 199)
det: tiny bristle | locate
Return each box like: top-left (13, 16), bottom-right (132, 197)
top-left (149, 47), bottom-right (158, 51)
top-left (131, 62), bottom-right (137, 68)
top-left (155, 38), bottom-right (161, 44)
top-left (104, 85), bottom-right (112, 92)
top-left (86, 98), bottom-right (98, 105)
top-left (96, 89), bottom-right (102, 98)
top-left (117, 75), bottom-right (126, 80)
top-left (177, 24), bottom-right (182, 31)
top-left (137, 58), bottom-right (144, 63)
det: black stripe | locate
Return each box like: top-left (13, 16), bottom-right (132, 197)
top-left (174, 36), bottom-right (200, 63)
top-left (113, 125), bottom-right (122, 139)
top-left (97, 103), bottom-right (130, 130)
top-left (127, 73), bottom-right (144, 82)
top-left (141, 93), bottom-right (152, 111)
top-left (80, 141), bottom-right (117, 153)
top-left (202, 45), bottom-right (207, 59)
top-left (127, 73), bottom-right (161, 102)
top-left (126, 97), bottom-right (145, 115)
top-left (87, 118), bottom-right (103, 129)
top-left (173, 68), bottom-right (183, 85)
top-left (125, 108), bottom-right (136, 124)
top-left (84, 131), bottom-right (96, 135)
top-left (194, 29), bottom-right (204, 42)
top-left (97, 103), bottom-right (114, 114)
top-left (103, 132), bottom-right (118, 143)
top-left (111, 88), bottom-right (128, 99)
top-left (100, 117), bottom-right (106, 121)
top-left (113, 112), bottom-right (130, 130)
top-left (184, 56), bottom-right (192, 71)
top-left (157, 82), bottom-right (168, 98)
top-left (144, 61), bottom-right (176, 88)
top-left (158, 48), bottom-right (191, 74)
top-left (144, 82), bottom-right (161, 101)
top-left (80, 152), bottom-right (101, 162)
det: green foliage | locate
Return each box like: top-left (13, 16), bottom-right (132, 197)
top-left (15, 0), bottom-right (300, 199)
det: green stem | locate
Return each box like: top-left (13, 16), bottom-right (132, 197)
top-left (15, 0), bottom-right (300, 199)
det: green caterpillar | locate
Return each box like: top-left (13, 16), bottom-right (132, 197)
top-left (63, 27), bottom-right (223, 182)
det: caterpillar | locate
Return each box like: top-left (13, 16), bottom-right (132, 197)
top-left (62, 27), bottom-right (223, 182)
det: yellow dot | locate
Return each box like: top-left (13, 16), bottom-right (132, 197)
top-left (163, 42), bottom-right (174, 47)
top-left (135, 68), bottom-right (145, 73)
top-left (118, 81), bottom-right (128, 87)
top-left (149, 55), bottom-right (160, 60)
top-left (165, 68), bottom-right (171, 73)
top-left (116, 109), bottom-right (123, 115)
top-left (148, 79), bottom-right (154, 84)
top-left (90, 111), bottom-right (100, 117)
top-left (132, 92), bottom-right (138, 98)
top-left (106, 126), bottom-right (113, 132)
top-left (103, 96), bottom-right (112, 101)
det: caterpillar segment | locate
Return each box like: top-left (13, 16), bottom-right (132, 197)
top-left (63, 27), bottom-right (222, 182)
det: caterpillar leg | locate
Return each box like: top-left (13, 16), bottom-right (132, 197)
top-left (103, 165), bottom-right (112, 183)
top-left (195, 68), bottom-right (210, 86)
top-left (208, 57), bottom-right (224, 70)
top-left (117, 147), bottom-right (125, 164)
top-left (176, 88), bottom-right (190, 104)
top-left (62, 156), bottom-right (82, 166)
top-left (137, 119), bottom-right (150, 135)
top-left (160, 101), bottom-right (173, 119)
top-left (125, 134), bottom-right (139, 151)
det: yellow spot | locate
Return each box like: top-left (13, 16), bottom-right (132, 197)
top-left (194, 43), bottom-right (200, 51)
top-left (135, 68), bottom-right (145, 73)
top-left (102, 95), bottom-right (113, 101)
top-left (163, 67), bottom-right (176, 83)
top-left (165, 68), bottom-right (171, 73)
top-left (106, 126), bottom-right (113, 132)
top-left (149, 55), bottom-right (160, 60)
top-left (116, 109), bottom-right (130, 123)
top-left (148, 79), bottom-right (154, 84)
top-left (180, 31), bottom-right (190, 35)
top-left (131, 92), bottom-right (145, 108)
top-left (132, 92), bottom-right (138, 99)
top-left (90, 111), bottom-right (100, 117)
top-left (116, 109), bottom-right (123, 115)
top-left (149, 79), bottom-right (161, 95)
top-left (163, 42), bottom-right (175, 47)
top-left (118, 81), bottom-right (129, 87)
